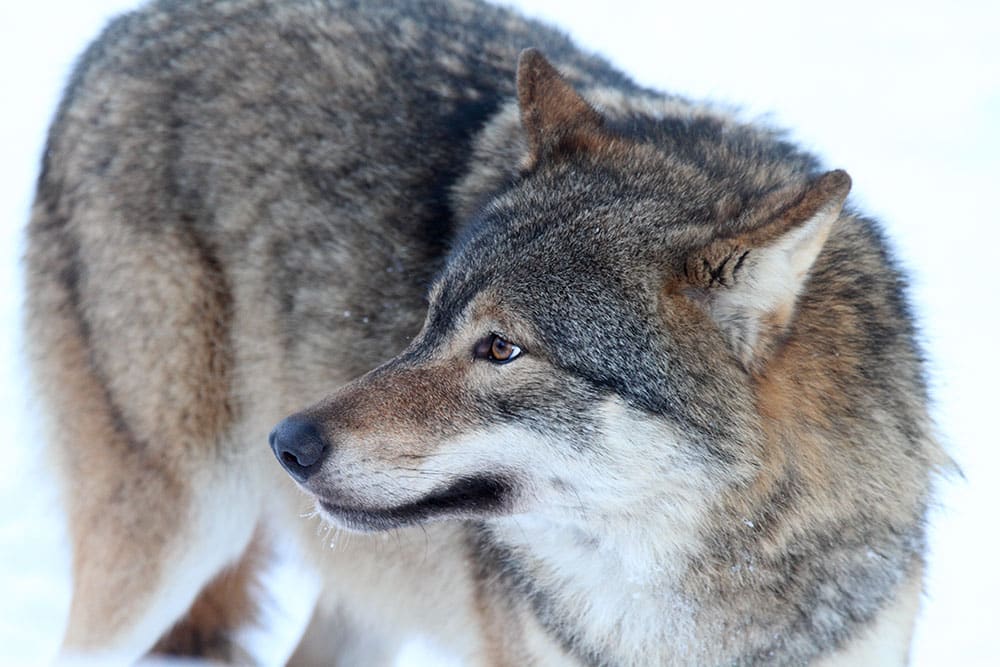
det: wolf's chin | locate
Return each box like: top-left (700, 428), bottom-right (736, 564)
top-left (313, 473), bottom-right (516, 533)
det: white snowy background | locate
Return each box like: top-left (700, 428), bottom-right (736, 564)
top-left (1, 0), bottom-right (997, 664)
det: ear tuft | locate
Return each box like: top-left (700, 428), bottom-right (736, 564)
top-left (682, 170), bottom-right (852, 371)
top-left (516, 48), bottom-right (606, 167)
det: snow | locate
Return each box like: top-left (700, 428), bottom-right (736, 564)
top-left (1, 0), bottom-right (997, 664)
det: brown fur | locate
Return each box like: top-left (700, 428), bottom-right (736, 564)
top-left (25, 200), bottom-right (191, 650)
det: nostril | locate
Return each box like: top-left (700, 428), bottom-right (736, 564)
top-left (270, 416), bottom-right (329, 483)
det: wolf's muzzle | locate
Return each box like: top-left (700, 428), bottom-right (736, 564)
top-left (269, 415), bottom-right (329, 483)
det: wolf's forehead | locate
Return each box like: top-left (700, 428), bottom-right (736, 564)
top-left (432, 192), bottom-right (682, 323)
top-left (484, 164), bottom-right (750, 253)
top-left (429, 232), bottom-right (653, 343)
top-left (429, 145), bottom-right (801, 324)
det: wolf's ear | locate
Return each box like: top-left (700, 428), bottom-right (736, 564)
top-left (681, 170), bottom-right (851, 372)
top-left (516, 48), bottom-right (605, 168)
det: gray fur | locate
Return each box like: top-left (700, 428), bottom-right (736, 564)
top-left (25, 0), bottom-right (942, 663)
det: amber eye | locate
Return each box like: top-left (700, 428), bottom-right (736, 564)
top-left (474, 334), bottom-right (523, 364)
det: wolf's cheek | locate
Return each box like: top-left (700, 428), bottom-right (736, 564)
top-left (503, 396), bottom-right (731, 527)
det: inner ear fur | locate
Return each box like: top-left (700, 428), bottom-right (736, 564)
top-left (681, 169), bottom-right (852, 372)
top-left (516, 48), bottom-right (608, 168)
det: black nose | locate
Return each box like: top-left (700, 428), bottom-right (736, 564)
top-left (269, 416), bottom-right (329, 483)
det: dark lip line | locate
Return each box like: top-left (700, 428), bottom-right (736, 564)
top-left (314, 473), bottom-right (515, 533)
top-left (318, 500), bottom-right (408, 532)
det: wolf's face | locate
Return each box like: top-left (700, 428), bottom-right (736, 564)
top-left (270, 51), bottom-right (850, 535)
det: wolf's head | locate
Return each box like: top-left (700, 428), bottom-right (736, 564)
top-left (270, 50), bottom-right (850, 535)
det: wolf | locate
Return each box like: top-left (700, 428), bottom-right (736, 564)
top-left (24, 0), bottom-right (944, 664)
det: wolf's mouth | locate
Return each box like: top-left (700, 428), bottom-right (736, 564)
top-left (316, 474), bottom-right (515, 532)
